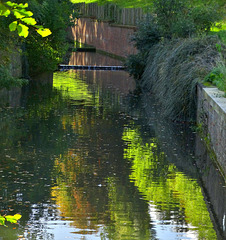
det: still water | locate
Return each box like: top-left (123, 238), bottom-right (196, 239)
top-left (0, 57), bottom-right (225, 239)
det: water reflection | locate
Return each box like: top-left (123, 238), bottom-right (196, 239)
top-left (68, 52), bottom-right (123, 66)
top-left (0, 69), bottom-right (225, 240)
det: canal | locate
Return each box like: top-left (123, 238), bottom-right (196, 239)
top-left (0, 52), bottom-right (225, 239)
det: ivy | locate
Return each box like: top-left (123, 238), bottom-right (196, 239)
top-left (0, 1), bottom-right (51, 38)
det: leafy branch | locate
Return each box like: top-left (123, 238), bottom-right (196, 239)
top-left (0, 214), bottom-right (22, 227)
top-left (0, 1), bottom-right (51, 37)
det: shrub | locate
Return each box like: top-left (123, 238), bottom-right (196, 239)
top-left (204, 61), bottom-right (226, 93)
top-left (0, 66), bottom-right (28, 89)
top-left (153, 0), bottom-right (221, 38)
top-left (125, 17), bottom-right (162, 80)
top-left (125, 53), bottom-right (147, 81)
top-left (153, 0), bottom-right (188, 38)
top-left (130, 17), bottom-right (162, 52)
top-left (25, 0), bottom-right (76, 75)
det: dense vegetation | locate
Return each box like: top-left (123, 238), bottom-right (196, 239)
top-left (0, 0), bottom-right (77, 88)
top-left (71, 0), bottom-right (226, 10)
top-left (125, 0), bottom-right (226, 121)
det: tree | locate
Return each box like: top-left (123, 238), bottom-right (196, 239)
top-left (0, 0), bottom-right (51, 37)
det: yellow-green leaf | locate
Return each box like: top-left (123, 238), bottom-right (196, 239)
top-left (0, 216), bottom-right (5, 226)
top-left (5, 1), bottom-right (15, 7)
top-left (9, 21), bottom-right (18, 31)
top-left (5, 215), bottom-right (17, 224)
top-left (18, 9), bottom-right (33, 17)
top-left (5, 214), bottom-right (21, 224)
top-left (13, 10), bottom-right (24, 19)
top-left (18, 3), bottom-right (29, 8)
top-left (13, 214), bottom-right (22, 220)
top-left (36, 28), bottom-right (52, 37)
top-left (17, 23), bottom-right (29, 38)
top-left (21, 17), bottom-right (36, 25)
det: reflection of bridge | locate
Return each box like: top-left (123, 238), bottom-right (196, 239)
top-left (59, 64), bottom-right (126, 71)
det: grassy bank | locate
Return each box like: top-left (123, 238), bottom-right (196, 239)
top-left (125, 0), bottom-right (226, 121)
top-left (141, 36), bottom-right (225, 121)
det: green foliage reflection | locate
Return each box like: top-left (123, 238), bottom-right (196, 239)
top-left (53, 71), bottom-right (95, 104)
top-left (122, 126), bottom-right (217, 239)
top-left (106, 177), bottom-right (151, 240)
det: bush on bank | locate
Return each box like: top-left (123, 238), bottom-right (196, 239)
top-left (0, 12), bottom-right (24, 89)
top-left (126, 0), bottom-right (226, 121)
top-left (26, 0), bottom-right (77, 75)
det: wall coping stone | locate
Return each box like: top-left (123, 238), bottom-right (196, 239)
top-left (197, 84), bottom-right (226, 179)
top-left (202, 87), bottom-right (226, 115)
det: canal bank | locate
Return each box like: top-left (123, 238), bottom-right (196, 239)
top-left (197, 84), bottom-right (226, 178)
top-left (69, 15), bottom-right (226, 179)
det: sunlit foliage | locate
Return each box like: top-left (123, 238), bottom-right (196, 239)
top-left (106, 177), bottom-right (151, 240)
top-left (0, 214), bottom-right (21, 227)
top-left (71, 0), bottom-right (226, 10)
top-left (26, 0), bottom-right (77, 74)
top-left (0, 1), bottom-right (51, 37)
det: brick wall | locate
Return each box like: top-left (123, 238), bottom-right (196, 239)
top-left (69, 18), bottom-right (137, 58)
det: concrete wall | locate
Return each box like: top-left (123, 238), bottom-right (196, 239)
top-left (197, 84), bottom-right (226, 178)
top-left (69, 17), bottom-right (137, 58)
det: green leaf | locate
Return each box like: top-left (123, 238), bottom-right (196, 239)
top-left (18, 3), bottom-right (29, 9)
top-left (17, 9), bottom-right (33, 17)
top-left (5, 215), bottom-right (17, 224)
top-left (21, 17), bottom-right (36, 26)
top-left (13, 214), bottom-right (22, 220)
top-left (5, 1), bottom-right (16, 7)
top-left (0, 216), bottom-right (5, 226)
top-left (0, 3), bottom-right (11, 17)
top-left (6, 2), bottom-right (28, 9)
top-left (13, 8), bottom-right (33, 18)
top-left (36, 28), bottom-right (52, 37)
top-left (13, 10), bottom-right (24, 19)
top-left (5, 214), bottom-right (21, 224)
top-left (17, 24), bottom-right (29, 38)
top-left (9, 21), bottom-right (18, 31)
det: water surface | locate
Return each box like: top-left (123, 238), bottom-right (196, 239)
top-left (0, 66), bottom-right (225, 239)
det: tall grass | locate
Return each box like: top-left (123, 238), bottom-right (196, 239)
top-left (141, 36), bottom-right (225, 121)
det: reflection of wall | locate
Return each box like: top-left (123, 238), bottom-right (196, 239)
top-left (31, 72), bottom-right (53, 86)
top-left (195, 136), bottom-right (226, 240)
top-left (68, 52), bottom-right (123, 66)
top-left (197, 84), bottom-right (226, 177)
top-left (77, 70), bottom-right (136, 96)
top-left (0, 87), bottom-right (22, 107)
top-left (10, 49), bottom-right (23, 78)
top-left (0, 47), bottom-right (22, 78)
top-left (69, 18), bottom-right (137, 57)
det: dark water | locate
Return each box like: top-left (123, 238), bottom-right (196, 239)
top-left (0, 55), bottom-right (225, 239)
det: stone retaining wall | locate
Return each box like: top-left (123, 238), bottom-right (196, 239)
top-left (197, 84), bottom-right (226, 178)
